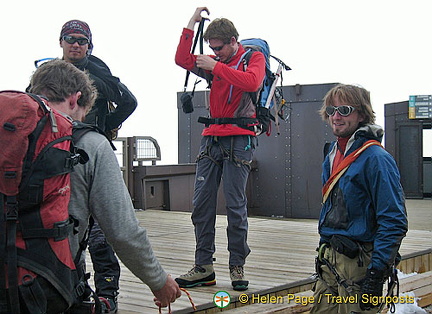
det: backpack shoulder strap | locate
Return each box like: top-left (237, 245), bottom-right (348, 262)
top-left (242, 49), bottom-right (273, 77)
top-left (183, 19), bottom-right (208, 91)
top-left (226, 50), bottom-right (256, 104)
top-left (72, 121), bottom-right (116, 151)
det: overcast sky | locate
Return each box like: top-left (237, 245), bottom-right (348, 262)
top-left (2, 0), bottom-right (431, 164)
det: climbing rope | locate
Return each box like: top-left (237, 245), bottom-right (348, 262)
top-left (158, 288), bottom-right (196, 313)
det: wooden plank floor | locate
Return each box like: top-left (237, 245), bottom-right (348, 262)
top-left (85, 199), bottom-right (432, 313)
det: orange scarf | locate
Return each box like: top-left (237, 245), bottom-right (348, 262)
top-left (331, 137), bottom-right (349, 176)
top-left (322, 140), bottom-right (383, 204)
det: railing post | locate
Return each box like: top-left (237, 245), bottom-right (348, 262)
top-left (126, 137), bottom-right (135, 198)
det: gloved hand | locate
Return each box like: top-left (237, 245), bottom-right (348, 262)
top-left (360, 268), bottom-right (385, 311)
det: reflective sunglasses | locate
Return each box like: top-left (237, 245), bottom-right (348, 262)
top-left (325, 105), bottom-right (356, 117)
top-left (62, 35), bottom-right (89, 45)
top-left (209, 44), bottom-right (227, 52)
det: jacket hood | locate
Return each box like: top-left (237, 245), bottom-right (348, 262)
top-left (328, 124), bottom-right (384, 158)
top-left (354, 124), bottom-right (384, 142)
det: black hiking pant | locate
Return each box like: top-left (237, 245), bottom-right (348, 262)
top-left (88, 219), bottom-right (120, 299)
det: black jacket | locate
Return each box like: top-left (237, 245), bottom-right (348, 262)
top-left (73, 55), bottom-right (137, 133)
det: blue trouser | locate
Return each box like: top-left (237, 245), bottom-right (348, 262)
top-left (192, 135), bottom-right (254, 266)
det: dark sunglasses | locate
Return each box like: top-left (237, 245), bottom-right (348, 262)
top-left (209, 43), bottom-right (227, 52)
top-left (325, 105), bottom-right (356, 117)
top-left (62, 35), bottom-right (89, 45)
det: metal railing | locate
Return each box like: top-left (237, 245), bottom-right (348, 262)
top-left (113, 136), bottom-right (162, 190)
top-left (134, 136), bottom-right (161, 165)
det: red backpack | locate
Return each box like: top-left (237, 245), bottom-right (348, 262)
top-left (0, 90), bottom-right (87, 313)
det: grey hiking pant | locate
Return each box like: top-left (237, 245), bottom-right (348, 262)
top-left (192, 135), bottom-right (255, 266)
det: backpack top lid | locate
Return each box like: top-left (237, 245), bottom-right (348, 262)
top-left (240, 38), bottom-right (271, 70)
top-left (0, 91), bottom-right (44, 196)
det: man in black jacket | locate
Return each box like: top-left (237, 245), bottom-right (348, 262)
top-left (60, 19), bottom-right (137, 139)
top-left (59, 19), bottom-right (138, 313)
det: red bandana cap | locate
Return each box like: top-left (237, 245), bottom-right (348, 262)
top-left (60, 20), bottom-right (93, 54)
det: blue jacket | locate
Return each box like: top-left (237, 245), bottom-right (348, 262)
top-left (319, 124), bottom-right (408, 271)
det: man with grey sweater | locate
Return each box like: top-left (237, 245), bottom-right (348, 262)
top-left (28, 59), bottom-right (181, 312)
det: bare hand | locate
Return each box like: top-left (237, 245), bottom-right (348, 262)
top-left (196, 55), bottom-right (217, 71)
top-left (152, 275), bottom-right (182, 308)
top-left (187, 7), bottom-right (210, 29)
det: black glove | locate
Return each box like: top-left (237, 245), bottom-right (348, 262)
top-left (360, 268), bottom-right (385, 311)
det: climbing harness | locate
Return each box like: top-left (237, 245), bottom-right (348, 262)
top-left (196, 136), bottom-right (253, 169)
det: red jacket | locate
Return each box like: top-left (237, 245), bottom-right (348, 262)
top-left (175, 28), bottom-right (266, 136)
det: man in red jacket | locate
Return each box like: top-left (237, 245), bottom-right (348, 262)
top-left (174, 7), bottom-right (265, 291)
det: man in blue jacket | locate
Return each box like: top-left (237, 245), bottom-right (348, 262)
top-left (310, 84), bottom-right (408, 313)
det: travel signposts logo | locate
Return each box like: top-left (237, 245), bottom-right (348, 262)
top-left (213, 291), bottom-right (231, 309)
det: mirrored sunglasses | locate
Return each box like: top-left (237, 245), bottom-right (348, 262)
top-left (325, 105), bottom-right (356, 117)
top-left (62, 35), bottom-right (89, 46)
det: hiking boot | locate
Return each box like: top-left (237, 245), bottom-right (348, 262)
top-left (175, 264), bottom-right (216, 288)
top-left (230, 265), bottom-right (249, 291)
top-left (99, 296), bottom-right (118, 313)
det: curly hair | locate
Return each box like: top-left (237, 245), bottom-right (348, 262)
top-left (319, 84), bottom-right (375, 126)
top-left (29, 59), bottom-right (97, 110)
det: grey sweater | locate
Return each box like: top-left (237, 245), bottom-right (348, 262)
top-left (68, 130), bottom-right (167, 291)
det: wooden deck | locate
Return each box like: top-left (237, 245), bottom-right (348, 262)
top-left (86, 199), bottom-right (432, 313)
